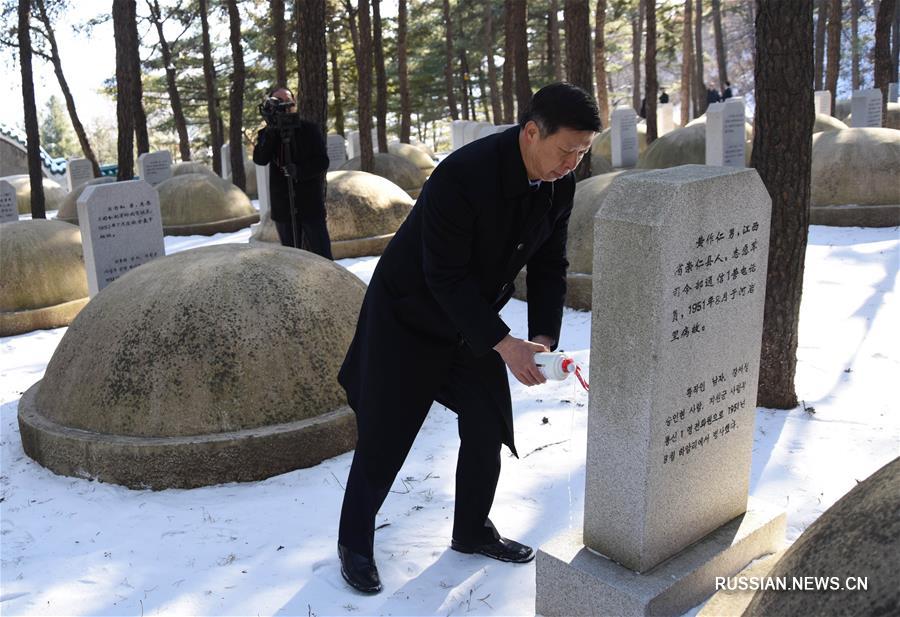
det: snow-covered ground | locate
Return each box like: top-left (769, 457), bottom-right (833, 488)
top-left (1, 224), bottom-right (897, 616)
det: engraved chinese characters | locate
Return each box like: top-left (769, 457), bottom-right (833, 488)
top-left (850, 89), bottom-right (883, 128)
top-left (327, 134), bottom-right (348, 170)
top-left (814, 90), bottom-right (832, 116)
top-left (611, 107), bottom-right (639, 168)
top-left (76, 180), bottom-right (165, 296)
top-left (706, 97), bottom-right (747, 167)
top-left (137, 151), bottom-right (173, 186)
top-left (0, 179), bottom-right (16, 223)
top-left (66, 158), bottom-right (94, 192)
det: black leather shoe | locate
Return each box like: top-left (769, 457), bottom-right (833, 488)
top-left (450, 537), bottom-right (535, 563)
top-left (338, 544), bottom-right (383, 593)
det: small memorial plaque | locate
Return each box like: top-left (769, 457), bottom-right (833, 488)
top-left (611, 107), bottom-right (639, 168)
top-left (76, 179), bottom-right (165, 296)
top-left (706, 97), bottom-right (746, 167)
top-left (327, 134), bottom-right (347, 171)
top-left (814, 90), bottom-right (832, 116)
top-left (889, 83), bottom-right (898, 104)
top-left (850, 88), bottom-right (883, 128)
top-left (0, 179), bottom-right (17, 223)
top-left (66, 158), bottom-right (95, 192)
top-left (137, 151), bottom-right (173, 186)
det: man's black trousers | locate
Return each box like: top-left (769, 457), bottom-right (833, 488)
top-left (274, 213), bottom-right (333, 260)
top-left (338, 345), bottom-right (506, 558)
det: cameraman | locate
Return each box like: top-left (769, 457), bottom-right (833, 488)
top-left (252, 86), bottom-right (333, 259)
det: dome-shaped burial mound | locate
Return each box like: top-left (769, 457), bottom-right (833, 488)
top-left (172, 161), bottom-right (218, 177)
top-left (252, 170), bottom-right (414, 258)
top-left (809, 128), bottom-right (900, 227)
top-left (157, 172), bottom-right (259, 235)
top-left (55, 176), bottom-right (116, 223)
top-left (0, 219), bottom-right (88, 335)
top-left (513, 171), bottom-right (642, 310)
top-left (339, 152), bottom-right (429, 198)
top-left (591, 124), bottom-right (649, 167)
top-left (813, 113), bottom-right (848, 133)
top-left (744, 457), bottom-right (900, 617)
top-left (4, 174), bottom-right (67, 214)
top-left (638, 115), bottom-right (753, 169)
top-left (18, 244), bottom-right (365, 489)
top-left (388, 141), bottom-right (437, 173)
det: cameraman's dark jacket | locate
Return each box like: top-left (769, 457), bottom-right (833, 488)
top-left (252, 121), bottom-right (329, 223)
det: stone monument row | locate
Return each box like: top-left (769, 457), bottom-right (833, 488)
top-left (76, 179), bottom-right (165, 297)
top-left (706, 97), bottom-right (747, 167)
top-left (611, 107), bottom-right (640, 168)
top-left (536, 165), bottom-right (785, 616)
top-left (137, 150), bottom-right (174, 186)
top-left (66, 158), bottom-right (95, 192)
top-left (850, 88), bottom-right (883, 128)
top-left (0, 179), bottom-right (17, 222)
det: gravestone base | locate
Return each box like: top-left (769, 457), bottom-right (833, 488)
top-left (536, 498), bottom-right (785, 617)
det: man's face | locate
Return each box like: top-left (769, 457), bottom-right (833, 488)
top-left (272, 88), bottom-right (296, 110)
top-left (521, 121), bottom-right (596, 182)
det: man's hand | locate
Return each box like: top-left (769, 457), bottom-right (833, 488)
top-left (493, 334), bottom-right (549, 386)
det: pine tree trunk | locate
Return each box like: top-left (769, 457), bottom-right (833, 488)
top-left (477, 64), bottom-right (491, 120)
top-left (564, 0), bottom-right (593, 180)
top-left (694, 0), bottom-right (704, 115)
top-left (372, 0), bottom-right (388, 151)
top-left (484, 1), bottom-right (503, 124)
top-left (398, 0), bottom-right (411, 141)
top-left (814, 0), bottom-right (828, 90)
top-left (18, 0), bottom-right (45, 217)
top-left (681, 0), bottom-right (694, 126)
top-left (343, 0), bottom-right (359, 58)
top-left (357, 0), bottom-right (375, 171)
top-left (148, 0), bottom-right (191, 161)
top-left (851, 0), bottom-right (860, 89)
top-left (329, 20), bottom-right (345, 136)
top-left (548, 0), bottom-right (562, 81)
top-left (272, 0), bottom-right (287, 87)
top-left (502, 0), bottom-right (515, 122)
top-left (752, 0), bottom-right (814, 409)
top-left (645, 0), bottom-right (658, 144)
top-left (121, 0), bottom-right (149, 156)
top-left (594, 0), bottom-right (610, 128)
top-left (892, 4), bottom-right (899, 81)
top-left (442, 0), bottom-right (459, 120)
top-left (459, 50), bottom-right (471, 120)
top-left (825, 0), bottom-right (841, 113)
top-left (711, 0), bottom-right (727, 87)
top-left (34, 0), bottom-right (101, 176)
top-left (297, 0), bottom-right (328, 132)
top-left (199, 0), bottom-right (222, 175)
top-left (874, 0), bottom-right (896, 113)
top-left (226, 0), bottom-right (246, 191)
top-left (632, 2), bottom-right (643, 112)
top-left (113, 0), bottom-right (136, 180)
top-left (511, 0), bottom-right (531, 114)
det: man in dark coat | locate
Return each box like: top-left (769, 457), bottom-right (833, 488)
top-left (252, 86), bottom-right (333, 258)
top-left (336, 83), bottom-right (601, 594)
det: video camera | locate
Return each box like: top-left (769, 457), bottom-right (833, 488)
top-left (259, 97), bottom-right (301, 131)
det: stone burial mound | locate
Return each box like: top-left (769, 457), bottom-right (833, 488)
top-left (339, 152), bottom-right (429, 199)
top-left (17, 243), bottom-right (366, 489)
top-left (3, 173), bottom-right (67, 214)
top-left (55, 176), bottom-right (116, 224)
top-left (637, 114), bottom-right (753, 170)
top-left (157, 172), bottom-right (260, 235)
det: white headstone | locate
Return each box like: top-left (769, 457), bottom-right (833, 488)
top-left (814, 90), bottom-right (832, 116)
top-left (255, 164), bottom-right (271, 218)
top-left (451, 120), bottom-right (467, 150)
top-left (327, 134), bottom-right (348, 171)
top-left (220, 143), bottom-right (232, 179)
top-left (346, 130), bottom-right (360, 160)
top-left (705, 97), bottom-right (746, 168)
top-left (76, 179), bottom-right (165, 297)
top-left (889, 83), bottom-right (899, 104)
top-left (0, 179), bottom-right (17, 223)
top-left (66, 158), bottom-right (95, 192)
top-left (657, 102), bottom-right (675, 135)
top-left (850, 88), bottom-right (883, 128)
top-left (472, 121), bottom-right (495, 142)
top-left (137, 151), bottom-right (173, 186)
top-left (462, 121), bottom-right (482, 146)
top-left (611, 107), bottom-right (639, 168)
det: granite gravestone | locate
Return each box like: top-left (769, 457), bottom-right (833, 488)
top-left (137, 151), bottom-right (173, 186)
top-left (658, 103), bottom-right (675, 136)
top-left (814, 90), bottom-right (832, 116)
top-left (76, 179), bottom-right (165, 297)
top-left (255, 163), bottom-right (271, 218)
top-left (611, 107), bottom-right (639, 168)
top-left (889, 83), bottom-right (899, 104)
top-left (0, 179), bottom-right (16, 222)
top-left (327, 134), bottom-right (348, 170)
top-left (462, 122), bottom-right (482, 147)
top-left (536, 165), bottom-right (785, 617)
top-left (451, 120), bottom-right (466, 150)
top-left (221, 143), bottom-right (232, 179)
top-left (66, 158), bottom-right (94, 192)
top-left (706, 98), bottom-right (746, 167)
top-left (850, 89), bottom-right (883, 128)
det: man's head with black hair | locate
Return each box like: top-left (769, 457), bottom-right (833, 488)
top-left (518, 82), bottom-right (602, 136)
